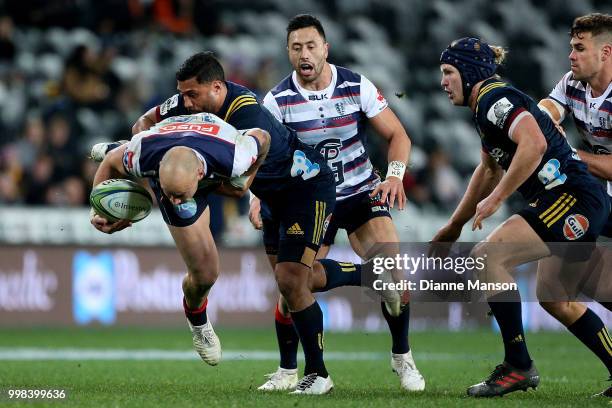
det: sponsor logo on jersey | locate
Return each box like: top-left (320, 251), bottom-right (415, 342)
top-left (158, 123), bottom-right (220, 136)
top-left (173, 199), bottom-right (198, 219)
top-left (538, 158), bottom-right (567, 190)
top-left (308, 93), bottom-right (328, 101)
top-left (489, 147), bottom-right (505, 160)
top-left (159, 94), bottom-right (179, 116)
top-left (290, 150), bottom-right (320, 180)
top-left (487, 97), bottom-right (514, 128)
top-left (315, 139), bottom-right (342, 161)
top-left (376, 89), bottom-right (386, 103)
top-left (286, 223), bottom-right (304, 235)
top-left (563, 214), bottom-right (589, 240)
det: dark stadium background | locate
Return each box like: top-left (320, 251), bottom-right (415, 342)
top-left (0, 0), bottom-right (611, 339)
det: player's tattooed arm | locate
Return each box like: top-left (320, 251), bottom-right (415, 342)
top-left (132, 106), bottom-right (158, 135)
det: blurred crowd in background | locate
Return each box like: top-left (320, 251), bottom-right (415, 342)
top-left (0, 0), bottom-right (609, 238)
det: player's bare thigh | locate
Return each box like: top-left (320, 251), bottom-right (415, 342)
top-left (350, 216), bottom-right (399, 259)
top-left (167, 207), bottom-right (219, 279)
top-left (473, 214), bottom-right (550, 296)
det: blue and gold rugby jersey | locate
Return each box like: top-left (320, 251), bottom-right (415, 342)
top-left (474, 78), bottom-right (599, 201)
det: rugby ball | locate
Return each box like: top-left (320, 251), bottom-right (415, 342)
top-left (90, 179), bottom-right (153, 222)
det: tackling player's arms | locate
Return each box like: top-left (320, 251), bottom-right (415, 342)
top-left (132, 106), bottom-right (158, 134)
top-left (91, 144), bottom-right (132, 233)
top-left (216, 128), bottom-right (271, 198)
top-left (93, 144), bottom-right (130, 186)
top-left (538, 98), bottom-right (612, 180)
top-left (537, 98), bottom-right (566, 123)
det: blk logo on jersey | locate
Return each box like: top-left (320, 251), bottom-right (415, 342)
top-left (309, 94), bottom-right (328, 101)
top-left (291, 150), bottom-right (320, 180)
top-left (563, 214), bottom-right (589, 240)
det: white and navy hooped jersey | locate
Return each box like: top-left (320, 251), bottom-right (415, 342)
top-left (122, 113), bottom-right (257, 188)
top-left (263, 64), bottom-right (388, 200)
top-left (548, 71), bottom-right (612, 194)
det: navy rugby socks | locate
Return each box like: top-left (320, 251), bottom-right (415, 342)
top-left (318, 259), bottom-right (361, 291)
top-left (274, 303), bottom-right (299, 370)
top-left (291, 301), bottom-right (328, 377)
top-left (381, 302), bottom-right (410, 354)
top-left (487, 290), bottom-right (532, 369)
top-left (183, 297), bottom-right (208, 326)
top-left (567, 308), bottom-right (612, 377)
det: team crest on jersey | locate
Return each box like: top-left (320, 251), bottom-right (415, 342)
top-left (291, 150), bottom-right (320, 180)
top-left (487, 97), bottom-right (513, 128)
top-left (159, 94), bottom-right (179, 116)
top-left (563, 214), bottom-right (589, 241)
top-left (335, 102), bottom-right (345, 116)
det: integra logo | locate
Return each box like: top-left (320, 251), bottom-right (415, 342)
top-left (308, 94), bottom-right (328, 101)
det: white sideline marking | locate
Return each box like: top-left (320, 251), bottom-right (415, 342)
top-left (0, 348), bottom-right (479, 361)
top-left (0, 348), bottom-right (384, 361)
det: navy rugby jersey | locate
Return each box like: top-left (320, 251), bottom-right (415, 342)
top-left (155, 81), bottom-right (330, 190)
top-left (123, 114), bottom-right (257, 190)
top-left (474, 78), bottom-right (599, 201)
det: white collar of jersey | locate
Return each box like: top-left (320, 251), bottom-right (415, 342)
top-left (292, 64), bottom-right (337, 100)
top-left (586, 80), bottom-right (612, 103)
top-left (191, 148), bottom-right (207, 175)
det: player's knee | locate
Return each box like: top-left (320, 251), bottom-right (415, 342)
top-left (275, 272), bottom-right (297, 298)
top-left (274, 264), bottom-right (305, 298)
top-left (189, 265), bottom-right (219, 289)
top-left (539, 301), bottom-right (569, 319)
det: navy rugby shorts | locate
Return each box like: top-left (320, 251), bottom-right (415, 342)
top-left (322, 189), bottom-right (391, 246)
top-left (261, 174), bottom-right (336, 267)
top-left (518, 184), bottom-right (610, 260)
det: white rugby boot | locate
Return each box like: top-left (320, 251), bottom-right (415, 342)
top-left (290, 373), bottom-right (333, 395)
top-left (363, 254), bottom-right (402, 316)
top-left (257, 367), bottom-right (299, 391)
top-left (391, 350), bottom-right (425, 391)
top-left (188, 320), bottom-right (222, 366)
top-left (90, 140), bottom-right (128, 162)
